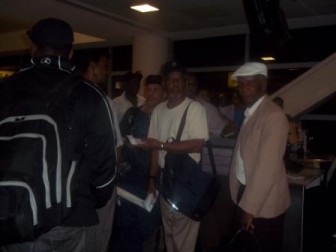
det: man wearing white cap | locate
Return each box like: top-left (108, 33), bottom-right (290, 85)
top-left (229, 62), bottom-right (290, 252)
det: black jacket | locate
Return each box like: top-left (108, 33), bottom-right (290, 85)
top-left (0, 56), bottom-right (117, 226)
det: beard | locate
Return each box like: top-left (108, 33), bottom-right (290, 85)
top-left (167, 90), bottom-right (184, 100)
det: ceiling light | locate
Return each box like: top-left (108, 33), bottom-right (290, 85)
top-left (261, 56), bottom-right (276, 61)
top-left (130, 4), bottom-right (159, 13)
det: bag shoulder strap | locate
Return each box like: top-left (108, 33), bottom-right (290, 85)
top-left (206, 140), bottom-right (218, 176)
top-left (175, 102), bottom-right (193, 141)
top-left (49, 73), bottom-right (83, 98)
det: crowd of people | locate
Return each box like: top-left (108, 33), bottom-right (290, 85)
top-left (0, 17), bottom-right (293, 252)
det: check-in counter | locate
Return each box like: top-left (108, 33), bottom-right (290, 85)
top-left (284, 167), bottom-right (324, 252)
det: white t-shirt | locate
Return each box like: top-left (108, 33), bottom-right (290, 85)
top-left (198, 98), bottom-right (227, 136)
top-left (148, 97), bottom-right (209, 168)
top-left (112, 92), bottom-right (145, 123)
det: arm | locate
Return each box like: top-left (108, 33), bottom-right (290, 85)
top-left (82, 89), bottom-right (117, 208)
top-left (241, 211), bottom-right (255, 231)
top-left (140, 138), bottom-right (204, 153)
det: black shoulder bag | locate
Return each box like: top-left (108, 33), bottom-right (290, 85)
top-left (226, 229), bottom-right (260, 252)
top-left (157, 102), bottom-right (220, 221)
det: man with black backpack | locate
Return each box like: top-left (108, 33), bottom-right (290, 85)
top-left (0, 18), bottom-right (117, 251)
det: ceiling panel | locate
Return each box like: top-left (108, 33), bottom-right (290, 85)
top-left (0, 0), bottom-right (335, 52)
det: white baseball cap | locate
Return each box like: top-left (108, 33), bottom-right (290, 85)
top-left (231, 62), bottom-right (267, 80)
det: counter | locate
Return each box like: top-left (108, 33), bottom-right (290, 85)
top-left (284, 167), bottom-right (324, 252)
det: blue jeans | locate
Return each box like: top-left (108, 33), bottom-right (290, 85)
top-left (2, 225), bottom-right (97, 252)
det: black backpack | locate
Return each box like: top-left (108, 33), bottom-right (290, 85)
top-left (0, 73), bottom-right (82, 244)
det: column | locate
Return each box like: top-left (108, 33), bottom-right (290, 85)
top-left (132, 34), bottom-right (171, 96)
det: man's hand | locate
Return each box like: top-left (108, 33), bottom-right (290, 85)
top-left (222, 121), bottom-right (236, 137)
top-left (241, 210), bottom-right (255, 231)
top-left (147, 177), bottom-right (157, 197)
top-left (135, 138), bottom-right (160, 150)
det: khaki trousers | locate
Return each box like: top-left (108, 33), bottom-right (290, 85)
top-left (160, 198), bottom-right (200, 252)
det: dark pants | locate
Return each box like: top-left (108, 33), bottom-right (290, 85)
top-left (235, 185), bottom-right (286, 252)
top-left (110, 198), bottom-right (161, 252)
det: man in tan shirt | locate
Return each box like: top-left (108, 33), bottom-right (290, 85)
top-left (229, 62), bottom-right (290, 252)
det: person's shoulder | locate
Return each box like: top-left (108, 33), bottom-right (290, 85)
top-left (137, 95), bottom-right (146, 103)
top-left (155, 100), bottom-right (167, 110)
top-left (188, 98), bottom-right (206, 111)
top-left (0, 76), bottom-right (10, 97)
top-left (111, 93), bottom-right (124, 103)
top-left (199, 99), bottom-right (218, 111)
top-left (151, 100), bottom-right (167, 116)
top-left (0, 74), bottom-right (14, 85)
top-left (73, 77), bottom-right (108, 103)
top-left (5, 66), bottom-right (34, 84)
top-left (261, 97), bottom-right (287, 120)
top-left (261, 96), bottom-right (281, 112)
top-left (125, 106), bottom-right (141, 116)
top-left (105, 95), bottom-right (113, 103)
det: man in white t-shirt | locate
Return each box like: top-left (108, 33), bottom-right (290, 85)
top-left (112, 71), bottom-right (145, 123)
top-left (139, 60), bottom-right (209, 252)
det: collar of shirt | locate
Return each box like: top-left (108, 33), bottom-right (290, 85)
top-left (244, 95), bottom-right (265, 118)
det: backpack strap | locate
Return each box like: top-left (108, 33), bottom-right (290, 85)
top-left (47, 73), bottom-right (83, 98)
top-left (206, 140), bottom-right (218, 176)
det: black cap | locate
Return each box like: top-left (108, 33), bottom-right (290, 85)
top-left (145, 75), bottom-right (162, 85)
top-left (161, 60), bottom-right (187, 76)
top-left (27, 18), bottom-right (74, 48)
top-left (124, 71), bottom-right (143, 81)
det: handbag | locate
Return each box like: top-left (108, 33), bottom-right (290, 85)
top-left (226, 229), bottom-right (260, 252)
top-left (157, 102), bottom-right (220, 221)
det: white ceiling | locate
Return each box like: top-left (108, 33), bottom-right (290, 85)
top-left (1, 0), bottom-right (336, 51)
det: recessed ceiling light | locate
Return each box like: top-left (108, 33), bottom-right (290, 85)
top-left (130, 4), bottom-right (159, 13)
top-left (261, 56), bottom-right (276, 61)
